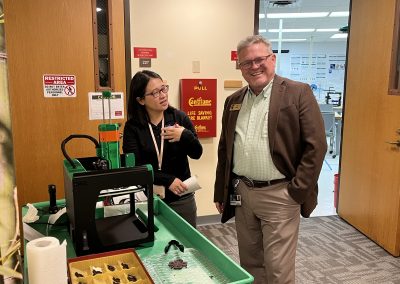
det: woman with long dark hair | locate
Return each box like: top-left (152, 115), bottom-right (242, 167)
top-left (123, 70), bottom-right (202, 227)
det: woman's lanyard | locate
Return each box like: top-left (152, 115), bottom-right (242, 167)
top-left (148, 118), bottom-right (164, 170)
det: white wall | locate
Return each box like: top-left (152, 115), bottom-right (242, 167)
top-left (130, 0), bottom-right (255, 216)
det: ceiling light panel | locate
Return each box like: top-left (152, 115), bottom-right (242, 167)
top-left (329, 11), bottom-right (349, 17)
top-left (330, 33), bottom-right (348, 38)
top-left (268, 28), bottom-right (315, 32)
top-left (266, 12), bottom-right (329, 18)
top-left (316, 29), bottom-right (339, 32)
top-left (269, 38), bottom-right (307, 42)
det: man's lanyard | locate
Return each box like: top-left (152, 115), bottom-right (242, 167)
top-left (148, 118), bottom-right (164, 170)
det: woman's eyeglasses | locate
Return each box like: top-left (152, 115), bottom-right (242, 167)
top-left (144, 85), bottom-right (169, 98)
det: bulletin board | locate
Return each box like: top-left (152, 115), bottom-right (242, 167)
top-left (289, 53), bottom-right (346, 100)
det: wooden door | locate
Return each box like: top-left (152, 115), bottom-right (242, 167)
top-left (4, 0), bottom-right (126, 207)
top-left (338, 0), bottom-right (400, 256)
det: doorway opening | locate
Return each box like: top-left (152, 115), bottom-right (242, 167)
top-left (257, 0), bottom-right (350, 216)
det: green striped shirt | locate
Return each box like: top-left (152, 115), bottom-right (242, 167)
top-left (232, 80), bottom-right (285, 181)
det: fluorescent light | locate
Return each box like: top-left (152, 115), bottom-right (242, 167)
top-left (268, 28), bottom-right (315, 33)
top-left (259, 29), bottom-right (267, 33)
top-left (269, 38), bottom-right (307, 42)
top-left (329, 11), bottom-right (349, 17)
top-left (259, 14), bottom-right (265, 19)
top-left (330, 33), bottom-right (348, 39)
top-left (316, 29), bottom-right (339, 32)
top-left (267, 12), bottom-right (329, 19)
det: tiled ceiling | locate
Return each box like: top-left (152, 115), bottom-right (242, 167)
top-left (259, 0), bottom-right (350, 43)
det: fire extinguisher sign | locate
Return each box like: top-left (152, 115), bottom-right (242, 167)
top-left (43, 74), bottom-right (76, 98)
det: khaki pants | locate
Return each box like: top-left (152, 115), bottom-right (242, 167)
top-left (235, 180), bottom-right (300, 284)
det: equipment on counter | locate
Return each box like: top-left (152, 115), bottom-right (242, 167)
top-left (48, 184), bottom-right (59, 214)
top-left (97, 91), bottom-right (121, 169)
top-left (324, 87), bottom-right (342, 106)
top-left (61, 91), bottom-right (154, 256)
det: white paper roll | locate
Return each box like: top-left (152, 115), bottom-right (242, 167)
top-left (26, 237), bottom-right (68, 284)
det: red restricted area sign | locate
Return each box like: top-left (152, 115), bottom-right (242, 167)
top-left (43, 74), bottom-right (76, 98)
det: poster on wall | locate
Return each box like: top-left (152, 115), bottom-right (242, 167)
top-left (289, 54), bottom-right (346, 103)
top-left (180, 79), bottom-right (217, 138)
top-left (327, 54), bottom-right (346, 93)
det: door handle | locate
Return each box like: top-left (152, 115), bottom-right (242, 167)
top-left (386, 140), bottom-right (400, 147)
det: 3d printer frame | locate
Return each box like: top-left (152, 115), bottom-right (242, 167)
top-left (63, 157), bottom-right (154, 256)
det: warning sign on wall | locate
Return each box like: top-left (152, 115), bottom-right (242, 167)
top-left (43, 74), bottom-right (76, 98)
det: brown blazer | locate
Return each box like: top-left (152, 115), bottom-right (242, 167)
top-left (214, 75), bottom-right (327, 223)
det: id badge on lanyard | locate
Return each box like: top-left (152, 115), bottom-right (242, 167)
top-left (149, 118), bottom-right (166, 198)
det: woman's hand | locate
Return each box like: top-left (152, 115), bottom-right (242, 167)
top-left (168, 178), bottom-right (188, 195)
top-left (162, 123), bottom-right (184, 142)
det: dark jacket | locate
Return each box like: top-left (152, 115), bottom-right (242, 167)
top-left (123, 107), bottom-right (203, 203)
top-left (214, 75), bottom-right (327, 222)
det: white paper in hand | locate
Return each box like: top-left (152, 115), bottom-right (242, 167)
top-left (178, 175), bottom-right (201, 196)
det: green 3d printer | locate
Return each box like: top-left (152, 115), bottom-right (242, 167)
top-left (61, 91), bottom-right (154, 256)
